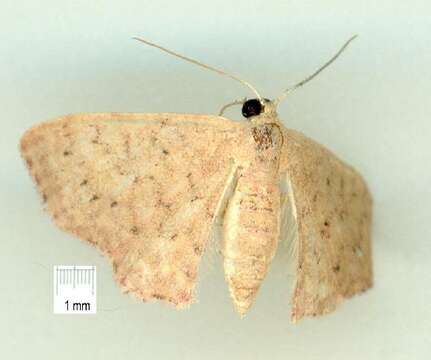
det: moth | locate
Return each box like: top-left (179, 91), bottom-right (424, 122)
top-left (20, 35), bottom-right (372, 322)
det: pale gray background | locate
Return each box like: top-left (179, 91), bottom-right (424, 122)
top-left (1, 1), bottom-right (430, 359)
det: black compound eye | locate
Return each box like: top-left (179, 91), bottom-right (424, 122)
top-left (242, 99), bottom-right (263, 118)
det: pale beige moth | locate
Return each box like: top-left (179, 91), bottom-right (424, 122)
top-left (20, 35), bottom-right (372, 322)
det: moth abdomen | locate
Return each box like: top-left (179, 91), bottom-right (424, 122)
top-left (222, 163), bottom-right (281, 314)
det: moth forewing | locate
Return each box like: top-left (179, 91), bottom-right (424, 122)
top-left (279, 128), bottom-right (373, 322)
top-left (20, 113), bottom-right (245, 307)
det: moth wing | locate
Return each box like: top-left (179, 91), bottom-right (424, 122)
top-left (280, 129), bottom-right (372, 322)
top-left (20, 112), bottom-right (243, 307)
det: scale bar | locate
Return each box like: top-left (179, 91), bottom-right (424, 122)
top-left (53, 265), bottom-right (97, 314)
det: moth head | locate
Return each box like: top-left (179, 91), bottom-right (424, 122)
top-left (242, 98), bottom-right (264, 118)
top-left (241, 98), bottom-right (276, 119)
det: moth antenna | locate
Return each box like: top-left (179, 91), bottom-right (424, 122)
top-left (133, 37), bottom-right (263, 103)
top-left (218, 97), bottom-right (247, 116)
top-left (274, 35), bottom-right (358, 106)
